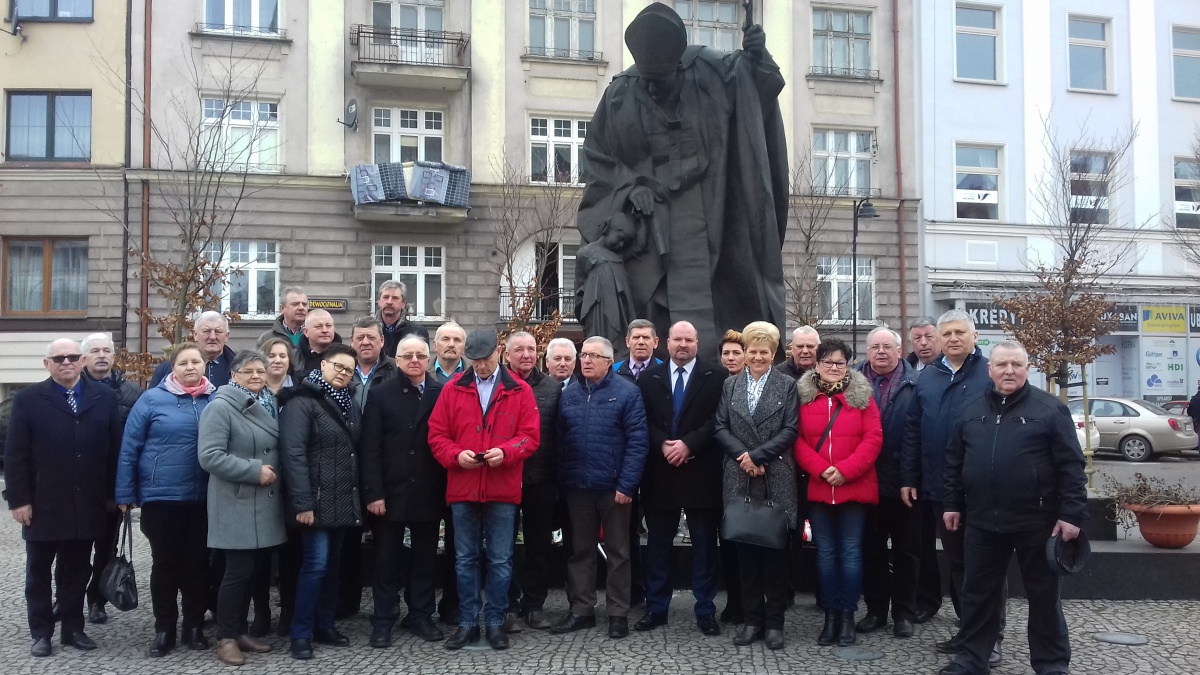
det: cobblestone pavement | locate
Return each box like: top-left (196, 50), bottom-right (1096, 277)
top-left (0, 513), bottom-right (1197, 674)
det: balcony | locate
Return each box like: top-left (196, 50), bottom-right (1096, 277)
top-left (807, 65), bottom-right (882, 81)
top-left (522, 46), bottom-right (604, 62)
top-left (350, 25), bottom-right (470, 91)
top-left (499, 287), bottom-right (578, 324)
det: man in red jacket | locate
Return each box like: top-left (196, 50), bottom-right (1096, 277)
top-left (428, 329), bottom-right (540, 652)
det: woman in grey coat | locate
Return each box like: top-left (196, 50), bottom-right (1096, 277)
top-left (197, 350), bottom-right (287, 666)
top-left (713, 322), bottom-right (799, 651)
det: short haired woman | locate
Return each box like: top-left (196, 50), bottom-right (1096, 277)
top-left (719, 330), bottom-right (746, 377)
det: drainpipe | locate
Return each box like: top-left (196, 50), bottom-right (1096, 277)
top-left (891, 0), bottom-right (909, 343)
top-left (138, 0), bottom-right (152, 355)
top-left (120, 0), bottom-right (133, 349)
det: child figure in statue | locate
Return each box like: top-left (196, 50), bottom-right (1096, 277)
top-left (575, 211), bottom-right (638, 345)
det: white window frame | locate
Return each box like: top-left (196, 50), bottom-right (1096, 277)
top-left (200, 97), bottom-right (281, 173)
top-left (1175, 157), bottom-right (1200, 230)
top-left (1068, 151), bottom-right (1111, 225)
top-left (675, 0), bottom-right (741, 52)
top-left (529, 116), bottom-right (589, 185)
top-left (1067, 15), bottom-right (1112, 93)
top-left (811, 128), bottom-right (875, 197)
top-left (1172, 26), bottom-right (1200, 101)
top-left (372, 244), bottom-right (445, 321)
top-left (954, 143), bottom-right (1002, 221)
top-left (954, 3), bottom-right (1002, 83)
top-left (202, 0), bottom-right (281, 36)
top-left (528, 0), bottom-right (597, 60)
top-left (811, 7), bottom-right (873, 78)
top-left (370, 1), bottom-right (449, 65)
top-left (817, 255), bottom-right (875, 323)
top-left (204, 241), bottom-right (280, 319)
top-left (372, 107), bottom-right (444, 164)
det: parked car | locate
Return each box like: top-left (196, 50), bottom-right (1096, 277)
top-left (1161, 400), bottom-right (1190, 416)
top-left (1072, 413), bottom-right (1100, 452)
top-left (1067, 397), bottom-right (1198, 462)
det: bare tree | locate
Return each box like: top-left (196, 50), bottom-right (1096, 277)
top-left (784, 142), bottom-right (850, 327)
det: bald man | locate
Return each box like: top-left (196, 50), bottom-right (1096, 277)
top-left (297, 309), bottom-right (344, 374)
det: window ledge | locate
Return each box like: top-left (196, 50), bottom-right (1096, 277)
top-left (0, 160), bottom-right (94, 169)
top-left (1066, 87), bottom-right (1117, 96)
top-left (1172, 96), bottom-right (1200, 104)
top-left (188, 28), bottom-right (293, 46)
top-left (520, 53), bottom-right (608, 68)
top-left (952, 77), bottom-right (1007, 86)
top-left (11, 16), bottom-right (94, 23)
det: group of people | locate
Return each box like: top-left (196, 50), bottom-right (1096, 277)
top-left (4, 282), bottom-right (1087, 675)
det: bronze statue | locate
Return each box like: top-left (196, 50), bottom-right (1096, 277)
top-left (575, 1), bottom-right (789, 357)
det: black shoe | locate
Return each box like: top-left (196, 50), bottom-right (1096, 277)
top-left (313, 628), bottom-right (350, 646)
top-left (486, 625), bottom-right (510, 650)
top-left (697, 614), bottom-right (721, 636)
top-left (914, 607), bottom-right (937, 623)
top-left (894, 618), bottom-right (914, 638)
top-left (837, 613), bottom-right (857, 646)
top-left (369, 626), bottom-right (392, 649)
top-left (444, 626), bottom-right (479, 650)
top-left (764, 628), bottom-right (785, 650)
top-left (87, 603), bottom-right (108, 625)
top-left (502, 612), bottom-right (524, 634)
top-left (51, 601), bottom-right (60, 623)
top-left (290, 638), bottom-right (313, 660)
top-left (551, 614), bottom-right (596, 634)
top-left (817, 610), bottom-right (839, 646)
top-left (634, 611), bottom-right (668, 631)
top-left (408, 617), bottom-right (444, 642)
top-left (185, 627), bottom-right (209, 650)
top-left (719, 606), bottom-right (743, 624)
top-left (855, 613), bottom-right (886, 633)
top-left (608, 616), bottom-right (629, 639)
top-left (525, 610), bottom-right (552, 630)
top-left (248, 612), bottom-right (271, 637)
top-left (733, 625), bottom-right (763, 646)
top-left (148, 631), bottom-right (175, 657)
top-left (935, 637), bottom-right (961, 654)
top-left (62, 631), bottom-right (97, 651)
top-left (31, 637), bottom-right (51, 657)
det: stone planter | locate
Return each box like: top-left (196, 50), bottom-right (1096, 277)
top-left (1122, 503), bottom-right (1200, 549)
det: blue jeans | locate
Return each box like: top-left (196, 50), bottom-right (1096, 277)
top-left (809, 502), bottom-right (868, 613)
top-left (290, 527), bottom-right (347, 639)
top-left (450, 502), bottom-right (517, 628)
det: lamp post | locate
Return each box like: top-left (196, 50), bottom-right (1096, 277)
top-left (851, 197), bottom-right (879, 359)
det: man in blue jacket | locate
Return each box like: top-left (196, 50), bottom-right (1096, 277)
top-left (552, 336), bottom-right (649, 640)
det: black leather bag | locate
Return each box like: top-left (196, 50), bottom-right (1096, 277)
top-left (722, 469), bottom-right (789, 550)
top-left (99, 511), bottom-right (138, 612)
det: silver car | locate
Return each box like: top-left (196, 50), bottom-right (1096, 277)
top-left (1067, 397), bottom-right (1197, 462)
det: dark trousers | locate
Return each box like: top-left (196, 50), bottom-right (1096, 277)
top-left (936, 502), bottom-right (1007, 639)
top-left (338, 525), bottom-right (364, 615)
top-left (216, 549), bottom-right (270, 640)
top-left (787, 487), bottom-right (811, 605)
top-left (437, 510), bottom-right (459, 617)
top-left (953, 526), bottom-right (1070, 675)
top-left (86, 509), bottom-right (122, 607)
top-left (917, 499), bottom-right (944, 615)
top-left (26, 539), bottom-right (91, 638)
top-left (140, 501), bottom-right (209, 634)
top-left (718, 537), bottom-right (742, 615)
top-left (372, 520), bottom-right (439, 629)
top-left (508, 482), bottom-right (559, 614)
top-left (565, 489), bottom-right (633, 617)
top-left (808, 502), bottom-right (868, 613)
top-left (862, 497), bottom-right (921, 621)
top-left (277, 531), bottom-right (303, 629)
top-left (644, 507), bottom-right (720, 617)
top-left (249, 549), bottom-right (272, 623)
top-left (737, 542), bottom-right (787, 630)
top-left (629, 492), bottom-right (646, 603)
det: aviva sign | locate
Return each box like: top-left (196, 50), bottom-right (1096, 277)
top-left (1141, 305), bottom-right (1187, 334)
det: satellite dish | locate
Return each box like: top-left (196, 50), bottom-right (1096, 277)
top-left (338, 98), bottom-right (358, 131)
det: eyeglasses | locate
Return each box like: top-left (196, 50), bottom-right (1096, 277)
top-left (866, 345), bottom-right (898, 353)
top-left (325, 362), bottom-right (355, 375)
top-left (579, 352), bottom-right (611, 361)
top-left (236, 369), bottom-right (267, 377)
top-left (49, 354), bottom-right (83, 364)
top-left (397, 353), bottom-right (429, 361)
top-left (197, 327), bottom-right (227, 336)
top-left (819, 360), bottom-right (848, 370)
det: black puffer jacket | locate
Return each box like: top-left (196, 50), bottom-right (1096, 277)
top-left (943, 384), bottom-right (1088, 533)
top-left (522, 368), bottom-right (560, 487)
top-left (279, 379), bottom-right (363, 528)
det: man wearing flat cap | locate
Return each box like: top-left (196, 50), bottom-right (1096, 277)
top-left (428, 329), bottom-right (540, 651)
top-left (576, 1), bottom-right (789, 356)
top-left (940, 340), bottom-right (1087, 675)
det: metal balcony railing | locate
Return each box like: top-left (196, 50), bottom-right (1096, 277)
top-left (195, 22), bottom-right (287, 38)
top-left (809, 65), bottom-right (881, 80)
top-left (524, 46), bottom-right (604, 62)
top-left (350, 25), bottom-right (470, 67)
top-left (809, 186), bottom-right (882, 198)
top-left (499, 287), bottom-right (578, 323)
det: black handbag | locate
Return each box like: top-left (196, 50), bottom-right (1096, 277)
top-left (722, 469), bottom-right (789, 550)
top-left (99, 511), bottom-right (138, 611)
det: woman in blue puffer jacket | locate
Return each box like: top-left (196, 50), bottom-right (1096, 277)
top-left (116, 342), bottom-right (216, 658)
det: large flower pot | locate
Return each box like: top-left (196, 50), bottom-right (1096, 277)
top-left (1122, 503), bottom-right (1200, 549)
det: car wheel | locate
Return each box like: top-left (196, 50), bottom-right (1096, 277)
top-left (1119, 435), bottom-right (1153, 462)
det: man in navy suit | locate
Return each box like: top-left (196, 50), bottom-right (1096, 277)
top-left (5, 338), bottom-right (122, 657)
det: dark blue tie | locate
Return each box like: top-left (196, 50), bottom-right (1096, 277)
top-left (672, 366), bottom-right (686, 436)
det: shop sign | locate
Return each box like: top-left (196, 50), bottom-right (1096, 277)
top-left (1141, 305), bottom-right (1187, 334)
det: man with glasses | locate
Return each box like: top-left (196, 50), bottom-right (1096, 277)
top-left (553, 336), bottom-right (649, 640)
top-left (5, 339), bottom-right (123, 657)
top-left (150, 311), bottom-right (238, 387)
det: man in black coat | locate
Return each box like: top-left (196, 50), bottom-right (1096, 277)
top-left (361, 335), bottom-right (446, 647)
top-left (5, 338), bottom-right (122, 657)
top-left (634, 321), bottom-right (727, 636)
top-left (1188, 384), bottom-right (1200, 452)
top-left (940, 340), bottom-right (1087, 675)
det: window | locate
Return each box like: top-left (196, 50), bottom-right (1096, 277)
top-left (955, 144), bottom-right (1001, 220)
top-left (529, 0), bottom-right (596, 60)
top-left (812, 8), bottom-right (872, 78)
top-left (200, 98), bottom-right (280, 172)
top-left (812, 129), bottom-right (874, 196)
top-left (5, 92), bottom-right (91, 161)
top-left (1173, 28), bottom-right (1200, 100)
top-left (2, 238), bottom-right (88, 314)
top-left (530, 117), bottom-right (588, 184)
top-left (955, 5), bottom-right (999, 82)
top-left (372, 108), bottom-right (443, 164)
top-left (1069, 152), bottom-right (1110, 225)
top-left (675, 0), bottom-right (740, 52)
top-left (203, 241), bottom-right (279, 318)
top-left (14, 0), bottom-right (92, 20)
top-left (203, 0), bottom-right (280, 35)
top-left (817, 256), bottom-right (874, 322)
top-left (1176, 158), bottom-right (1200, 229)
top-left (373, 245), bottom-right (444, 320)
top-left (1068, 17), bottom-right (1110, 91)
top-left (371, 1), bottom-right (450, 64)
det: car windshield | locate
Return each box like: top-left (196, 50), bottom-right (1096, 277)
top-left (1137, 401), bottom-right (1173, 416)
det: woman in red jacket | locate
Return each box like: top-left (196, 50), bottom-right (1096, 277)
top-left (793, 337), bottom-right (882, 648)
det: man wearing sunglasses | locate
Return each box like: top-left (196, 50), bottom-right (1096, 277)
top-left (5, 339), bottom-right (123, 657)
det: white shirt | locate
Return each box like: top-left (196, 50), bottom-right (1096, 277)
top-left (670, 357), bottom-right (697, 393)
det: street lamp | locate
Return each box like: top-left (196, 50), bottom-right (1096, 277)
top-left (851, 197), bottom-right (879, 359)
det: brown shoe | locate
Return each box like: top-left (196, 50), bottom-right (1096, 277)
top-left (236, 634), bottom-right (271, 653)
top-left (216, 639), bottom-right (245, 666)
